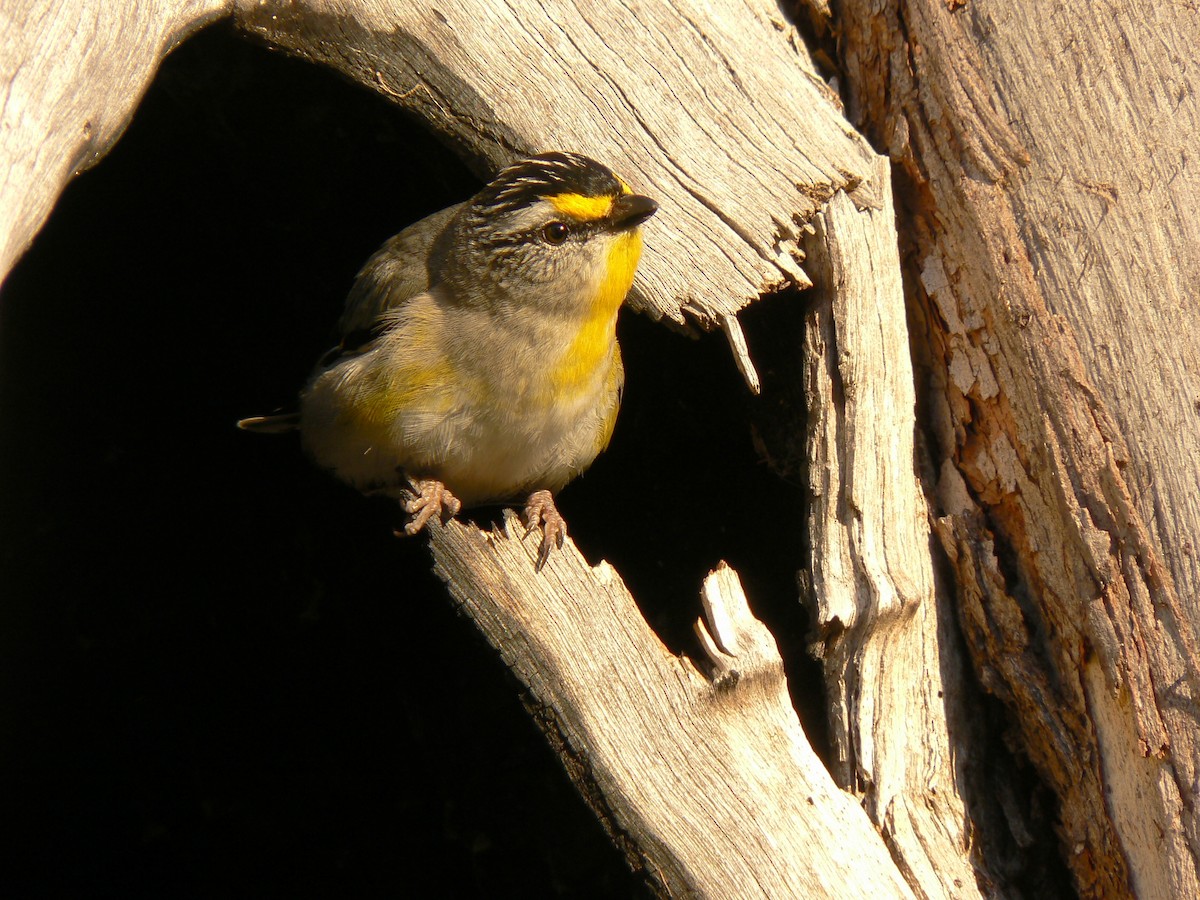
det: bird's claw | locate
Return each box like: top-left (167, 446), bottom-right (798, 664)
top-left (524, 489), bottom-right (567, 571)
top-left (398, 478), bottom-right (462, 536)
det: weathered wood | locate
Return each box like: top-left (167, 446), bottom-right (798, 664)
top-left (0, 0), bottom-right (229, 276)
top-left (837, 1), bottom-right (1200, 897)
top-left (429, 515), bottom-right (916, 899)
top-left (803, 173), bottom-right (982, 898)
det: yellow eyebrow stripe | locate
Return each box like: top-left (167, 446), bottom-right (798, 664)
top-left (547, 192), bottom-right (615, 221)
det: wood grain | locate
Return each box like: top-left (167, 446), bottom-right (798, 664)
top-left (0, 0), bottom-right (229, 275)
top-left (429, 514), bottom-right (917, 898)
top-left (804, 173), bottom-right (982, 898)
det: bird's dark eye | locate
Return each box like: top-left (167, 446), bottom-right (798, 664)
top-left (542, 221), bottom-right (570, 245)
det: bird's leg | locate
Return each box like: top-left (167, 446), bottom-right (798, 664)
top-left (524, 489), bottom-right (567, 571)
top-left (399, 476), bottom-right (462, 535)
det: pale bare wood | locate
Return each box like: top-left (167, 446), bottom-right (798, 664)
top-left (980, 3), bottom-right (1200, 607)
top-left (803, 174), bottom-right (981, 899)
top-left (0, 0), bottom-right (230, 276)
top-left (837, 1), bottom-right (1200, 897)
top-left (428, 515), bottom-right (916, 899)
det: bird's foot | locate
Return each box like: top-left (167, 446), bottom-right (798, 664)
top-left (524, 490), bottom-right (567, 571)
top-left (399, 478), bottom-right (462, 535)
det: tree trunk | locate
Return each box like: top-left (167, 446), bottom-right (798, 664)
top-left (3, 0), bottom-right (1198, 896)
top-left (834, 1), bottom-right (1200, 896)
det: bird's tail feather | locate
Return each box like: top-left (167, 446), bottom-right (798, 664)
top-left (237, 413), bottom-right (300, 433)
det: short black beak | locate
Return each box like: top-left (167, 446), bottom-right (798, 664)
top-left (611, 193), bottom-right (659, 229)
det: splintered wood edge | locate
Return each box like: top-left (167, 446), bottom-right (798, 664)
top-left (426, 514), bottom-right (915, 898)
top-left (801, 164), bottom-right (983, 896)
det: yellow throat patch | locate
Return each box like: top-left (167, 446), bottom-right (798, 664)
top-left (550, 228), bottom-right (642, 396)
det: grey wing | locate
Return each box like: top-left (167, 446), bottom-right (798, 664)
top-left (336, 202), bottom-right (463, 342)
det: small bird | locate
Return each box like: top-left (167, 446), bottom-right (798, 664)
top-left (239, 151), bottom-right (658, 568)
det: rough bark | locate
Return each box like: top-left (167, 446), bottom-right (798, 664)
top-left (835, 1), bottom-right (1200, 897)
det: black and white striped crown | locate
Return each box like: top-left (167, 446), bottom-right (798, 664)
top-left (474, 152), bottom-right (624, 215)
